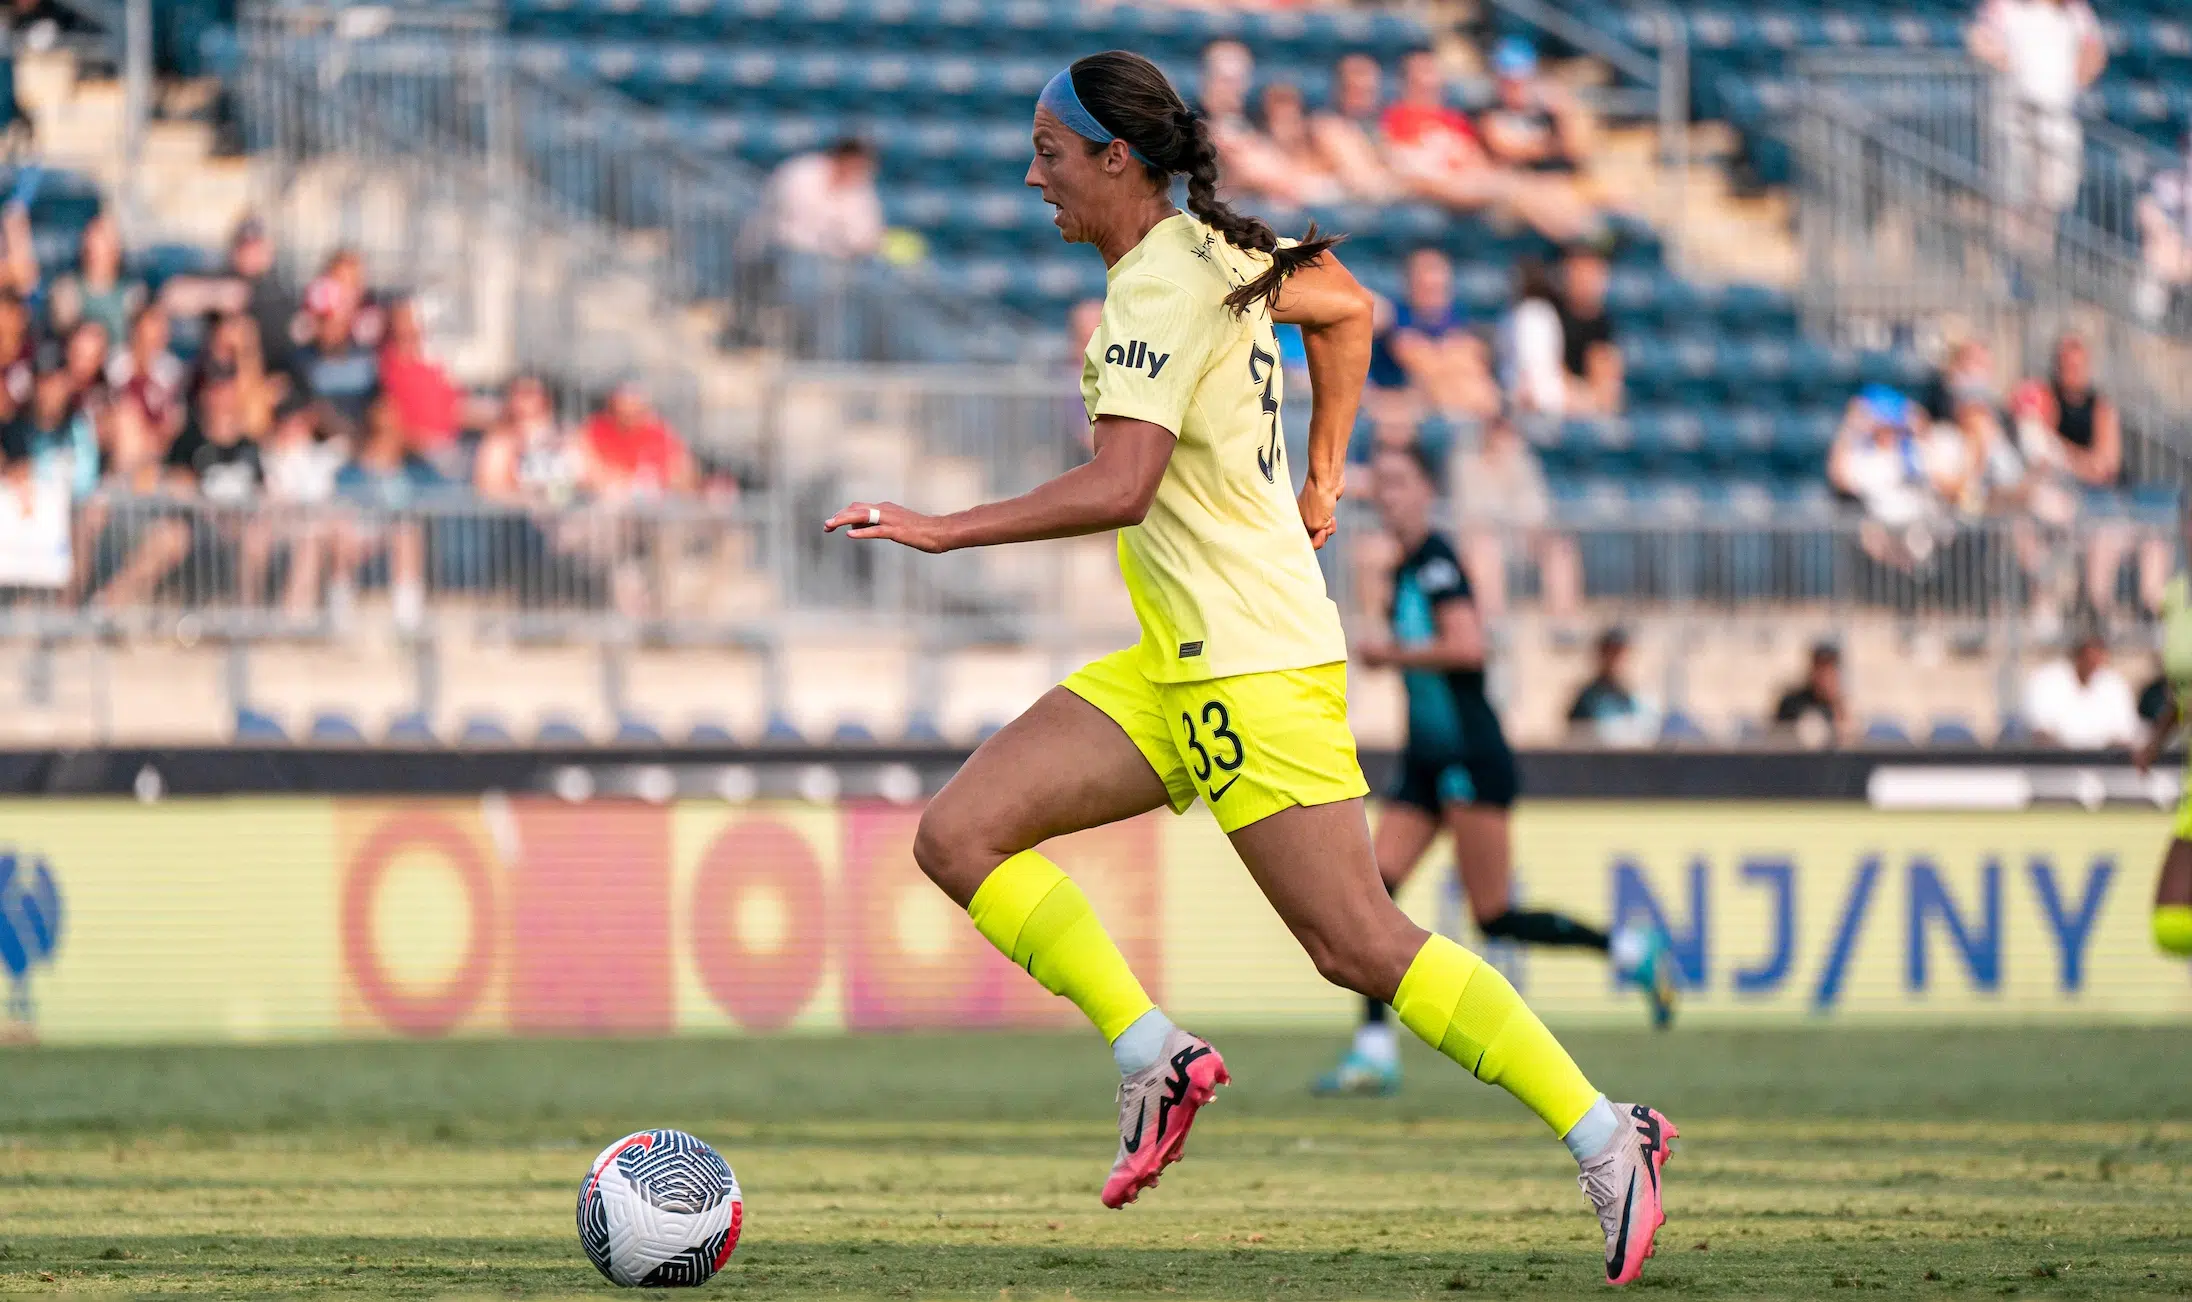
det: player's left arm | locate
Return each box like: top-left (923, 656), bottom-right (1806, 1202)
top-left (1271, 250), bottom-right (1374, 551)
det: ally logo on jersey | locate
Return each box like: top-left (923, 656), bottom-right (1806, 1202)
top-left (1104, 339), bottom-right (1172, 378)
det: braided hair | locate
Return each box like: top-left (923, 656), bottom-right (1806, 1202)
top-left (1066, 50), bottom-right (1343, 316)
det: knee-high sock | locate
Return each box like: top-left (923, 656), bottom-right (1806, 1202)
top-left (967, 850), bottom-right (1155, 1043)
top-left (1392, 933), bottom-right (1599, 1135)
top-left (2156, 904), bottom-right (2192, 957)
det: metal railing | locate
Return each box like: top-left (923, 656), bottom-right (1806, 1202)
top-left (1781, 52), bottom-right (2192, 481)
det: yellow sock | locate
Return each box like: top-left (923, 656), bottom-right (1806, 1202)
top-left (967, 850), bottom-right (1155, 1043)
top-left (2156, 905), bottom-right (2192, 957)
top-left (1393, 934), bottom-right (1599, 1136)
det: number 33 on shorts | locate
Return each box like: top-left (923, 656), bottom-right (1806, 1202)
top-left (1154, 663), bottom-right (1369, 835)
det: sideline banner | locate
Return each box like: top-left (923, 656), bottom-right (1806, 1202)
top-left (1, 798), bottom-right (2185, 1043)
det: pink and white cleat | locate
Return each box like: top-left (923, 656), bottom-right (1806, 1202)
top-left (1578, 1102), bottom-right (1677, 1286)
top-left (1100, 1028), bottom-right (1229, 1209)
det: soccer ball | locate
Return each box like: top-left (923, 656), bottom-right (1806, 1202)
top-left (576, 1129), bottom-right (744, 1287)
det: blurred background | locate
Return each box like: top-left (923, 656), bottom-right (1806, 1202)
top-left (0, 0), bottom-right (2186, 1046)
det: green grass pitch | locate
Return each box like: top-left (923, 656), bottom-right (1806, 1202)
top-left (0, 1027), bottom-right (2186, 1298)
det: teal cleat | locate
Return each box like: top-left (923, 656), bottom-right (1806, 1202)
top-left (1626, 929), bottom-right (1680, 1030)
top-left (1311, 1050), bottom-right (1401, 1097)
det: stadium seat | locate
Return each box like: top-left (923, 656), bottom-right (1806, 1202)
top-left (459, 714), bottom-right (517, 746)
top-left (233, 708), bottom-right (288, 743)
top-left (1927, 718), bottom-right (1982, 747)
top-left (614, 715), bottom-right (666, 745)
top-left (762, 713), bottom-right (804, 744)
top-left (1660, 711), bottom-right (1710, 744)
top-left (1997, 716), bottom-right (2034, 746)
top-left (384, 711), bottom-right (437, 745)
top-left (902, 712), bottom-right (945, 744)
top-left (687, 720), bottom-right (737, 746)
top-left (307, 711), bottom-right (367, 744)
top-left (831, 719), bottom-right (877, 744)
top-left (537, 716), bottom-right (591, 745)
top-left (1862, 718), bottom-right (1914, 746)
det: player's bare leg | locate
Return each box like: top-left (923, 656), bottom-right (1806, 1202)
top-left (1314, 801), bottom-right (1438, 1095)
top-left (2153, 838), bottom-right (2192, 957)
top-left (912, 688), bottom-right (1227, 1209)
top-left (1232, 797), bottom-right (1676, 1285)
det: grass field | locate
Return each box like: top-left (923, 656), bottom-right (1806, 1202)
top-left (0, 1027), bottom-right (2187, 1299)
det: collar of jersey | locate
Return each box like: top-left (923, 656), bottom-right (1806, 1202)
top-left (1106, 211), bottom-right (1195, 282)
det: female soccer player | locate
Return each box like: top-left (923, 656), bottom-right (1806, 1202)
top-left (2134, 504), bottom-right (2192, 961)
top-left (825, 51), bottom-right (1677, 1285)
top-left (1313, 442), bottom-right (1677, 1099)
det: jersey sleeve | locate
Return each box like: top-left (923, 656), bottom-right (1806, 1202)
top-left (1413, 535), bottom-right (1476, 609)
top-left (1087, 274), bottom-right (1218, 436)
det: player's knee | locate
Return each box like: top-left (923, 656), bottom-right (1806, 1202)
top-left (911, 799), bottom-right (1018, 902)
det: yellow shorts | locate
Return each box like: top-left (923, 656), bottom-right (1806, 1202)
top-left (1062, 648), bottom-right (1370, 834)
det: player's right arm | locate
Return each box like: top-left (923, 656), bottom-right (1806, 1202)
top-left (825, 416), bottom-right (1177, 552)
top-left (1271, 251), bottom-right (1374, 551)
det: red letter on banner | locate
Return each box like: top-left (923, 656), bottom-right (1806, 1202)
top-left (507, 800), bottom-right (674, 1035)
top-left (841, 803), bottom-right (1009, 1029)
top-left (341, 811), bottom-right (497, 1038)
top-left (690, 817), bottom-right (828, 1030)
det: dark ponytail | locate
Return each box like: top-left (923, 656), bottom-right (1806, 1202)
top-left (1067, 50), bottom-right (1343, 317)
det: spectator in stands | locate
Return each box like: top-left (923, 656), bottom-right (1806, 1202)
top-left (378, 298), bottom-right (472, 473)
top-left (1918, 337), bottom-right (1997, 427)
top-left (770, 138), bottom-right (884, 261)
top-left (47, 213), bottom-right (144, 347)
top-left (2038, 333), bottom-right (2165, 625)
top-left (1478, 38), bottom-right (1593, 181)
top-left (0, 196), bottom-right (34, 305)
top-left (475, 374), bottom-right (584, 509)
top-left (1452, 408), bottom-right (1580, 625)
top-left (105, 304), bottom-right (187, 450)
top-left (165, 379), bottom-right (284, 608)
top-left (2, 366), bottom-right (96, 503)
top-left (1566, 626), bottom-right (1660, 745)
top-left (1555, 245), bottom-right (1621, 416)
top-left (1368, 247), bottom-right (1499, 418)
top-left (162, 217), bottom-right (299, 373)
top-left (1196, 42), bottom-right (1300, 206)
top-left (333, 396), bottom-right (438, 633)
top-left (259, 392), bottom-right (346, 621)
top-left (2022, 628), bottom-right (2141, 749)
top-left (0, 290), bottom-right (35, 422)
top-left (2, 1), bottom-right (85, 55)
top-left (86, 375), bottom-right (260, 614)
top-left (2136, 132), bottom-right (2192, 326)
top-left (1253, 82), bottom-right (1347, 206)
top-left (583, 379), bottom-right (693, 501)
top-left (1500, 259), bottom-right (1567, 415)
top-left (1383, 50), bottom-right (1595, 243)
top-left (304, 247), bottom-right (382, 349)
top-left (1311, 54), bottom-right (1399, 202)
top-left (192, 310), bottom-right (281, 438)
top-left (1937, 385), bottom-right (2030, 522)
top-left (1828, 385), bottom-right (1957, 568)
top-left (1968, 0), bottom-right (2104, 256)
top-left (290, 295), bottom-right (381, 439)
top-left (55, 318), bottom-right (108, 419)
top-left (1771, 641), bottom-right (1850, 747)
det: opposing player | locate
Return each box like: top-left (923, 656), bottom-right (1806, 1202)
top-left (825, 51), bottom-right (1677, 1285)
top-left (2134, 503), bottom-right (2192, 962)
top-left (1315, 443), bottom-right (1678, 1098)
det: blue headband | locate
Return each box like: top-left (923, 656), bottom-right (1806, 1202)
top-left (1039, 67), bottom-right (1154, 168)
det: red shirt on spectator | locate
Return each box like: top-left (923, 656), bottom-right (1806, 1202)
top-left (1381, 101), bottom-right (1483, 176)
top-left (379, 346), bottom-right (465, 453)
top-left (584, 406), bottom-right (689, 495)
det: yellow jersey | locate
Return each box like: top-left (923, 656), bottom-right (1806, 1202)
top-left (2163, 574), bottom-right (2192, 711)
top-left (1079, 212), bottom-right (1348, 683)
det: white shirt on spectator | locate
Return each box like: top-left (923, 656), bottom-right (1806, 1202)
top-left (770, 153), bottom-right (884, 259)
top-left (2021, 659), bottom-right (2141, 748)
top-left (1503, 297), bottom-right (1566, 415)
top-left (1974, 0), bottom-right (2100, 110)
top-left (263, 439), bottom-right (347, 505)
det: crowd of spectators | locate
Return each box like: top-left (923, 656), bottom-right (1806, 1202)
top-left (0, 208), bottom-right (705, 627)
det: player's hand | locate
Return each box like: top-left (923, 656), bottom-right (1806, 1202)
top-left (824, 501), bottom-right (952, 553)
top-left (2135, 740), bottom-right (2159, 776)
top-left (1355, 635), bottom-right (1394, 669)
top-left (1298, 474), bottom-right (1342, 551)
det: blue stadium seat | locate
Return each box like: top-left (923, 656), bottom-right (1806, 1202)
top-left (385, 711), bottom-right (437, 745)
top-left (459, 714), bottom-right (515, 746)
top-left (1927, 718), bottom-right (1982, 747)
top-left (687, 720), bottom-right (736, 746)
top-left (234, 708), bottom-right (288, 743)
top-left (1660, 711), bottom-right (1710, 744)
top-left (762, 713), bottom-right (804, 744)
top-left (614, 715), bottom-right (666, 745)
top-left (1862, 718), bottom-right (1914, 746)
top-left (1998, 716), bottom-right (2034, 746)
top-left (903, 713), bottom-right (944, 744)
top-left (537, 716), bottom-right (591, 745)
top-left (831, 719), bottom-right (877, 743)
top-left (308, 711), bottom-right (367, 744)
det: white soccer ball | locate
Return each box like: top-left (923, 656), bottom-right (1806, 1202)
top-left (576, 1129), bottom-right (744, 1287)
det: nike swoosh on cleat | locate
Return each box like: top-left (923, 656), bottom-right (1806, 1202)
top-left (1122, 1101), bottom-right (1147, 1155)
top-left (1606, 1170), bottom-right (1636, 1280)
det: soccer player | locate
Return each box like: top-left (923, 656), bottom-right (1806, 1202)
top-left (1313, 443), bottom-right (1677, 1098)
top-left (2134, 504), bottom-right (2192, 961)
top-left (825, 51), bottom-right (1677, 1285)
